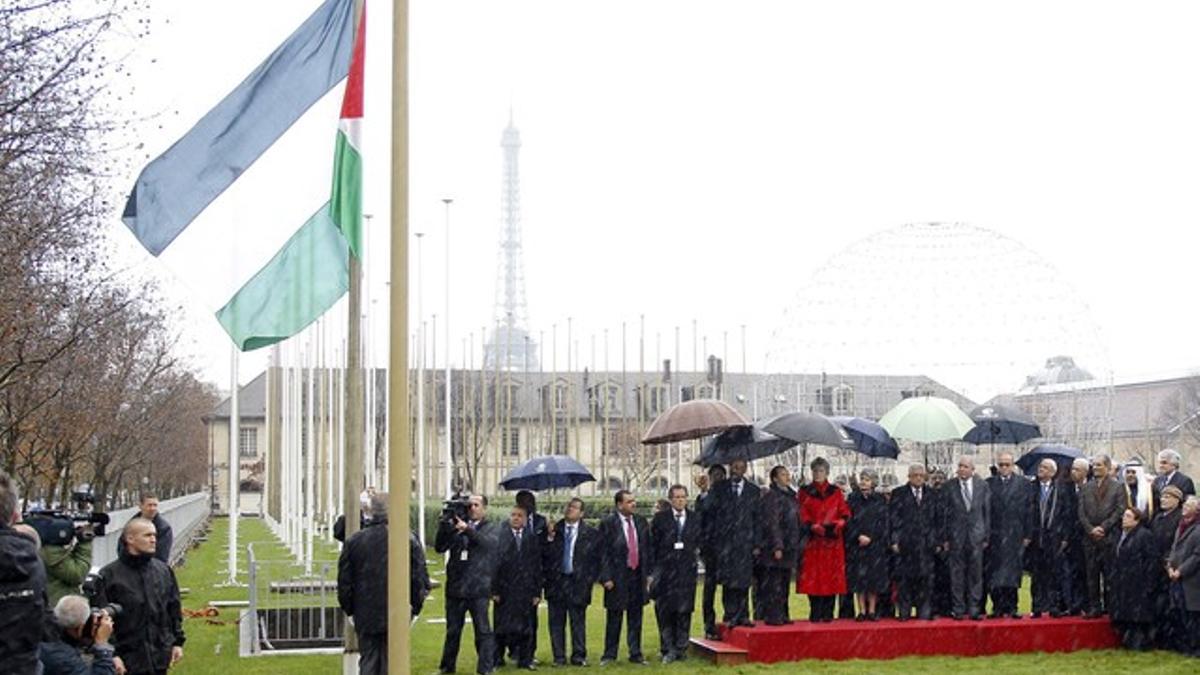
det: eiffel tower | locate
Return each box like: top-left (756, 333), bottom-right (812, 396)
top-left (484, 115), bottom-right (538, 371)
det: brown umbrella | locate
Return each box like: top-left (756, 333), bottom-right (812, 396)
top-left (641, 399), bottom-right (750, 445)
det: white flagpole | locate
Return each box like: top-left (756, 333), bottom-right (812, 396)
top-left (442, 197), bottom-right (453, 499)
top-left (227, 345), bottom-right (240, 584)
top-left (416, 231), bottom-right (427, 545)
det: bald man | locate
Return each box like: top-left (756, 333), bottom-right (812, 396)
top-left (93, 518), bottom-right (184, 675)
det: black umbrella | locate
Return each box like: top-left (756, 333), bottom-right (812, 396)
top-left (1016, 443), bottom-right (1085, 474)
top-left (499, 455), bottom-right (596, 491)
top-left (962, 404), bottom-right (1042, 445)
top-left (761, 411), bottom-right (857, 451)
top-left (694, 426), bottom-right (798, 467)
top-left (830, 416), bottom-right (900, 459)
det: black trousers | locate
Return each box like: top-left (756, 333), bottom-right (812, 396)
top-left (752, 562), bottom-right (767, 620)
top-left (760, 567), bottom-right (792, 624)
top-left (702, 555), bottom-right (720, 633)
top-left (932, 554), bottom-right (952, 616)
top-left (495, 629), bottom-right (533, 668)
top-left (1083, 538), bottom-right (1115, 613)
top-left (896, 575), bottom-right (932, 619)
top-left (1065, 539), bottom-right (1088, 612)
top-left (654, 603), bottom-right (692, 658)
top-left (1030, 545), bottom-right (1069, 614)
top-left (808, 595), bottom-right (836, 621)
top-left (603, 570), bottom-right (645, 661)
top-left (949, 544), bottom-right (984, 616)
top-left (440, 595), bottom-right (496, 675)
top-left (722, 586), bottom-right (750, 625)
top-left (357, 630), bottom-right (387, 675)
top-left (989, 586), bottom-right (1019, 615)
top-left (548, 601), bottom-right (587, 664)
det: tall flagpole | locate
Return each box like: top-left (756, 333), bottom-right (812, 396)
top-left (442, 197), bottom-right (453, 499)
top-left (227, 346), bottom-right (240, 585)
top-left (415, 232), bottom-right (426, 545)
top-left (388, 0), bottom-right (414, 669)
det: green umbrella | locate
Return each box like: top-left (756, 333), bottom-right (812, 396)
top-left (878, 396), bottom-right (974, 467)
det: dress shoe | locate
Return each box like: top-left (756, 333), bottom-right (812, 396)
top-left (1009, 612), bottom-right (1023, 619)
top-left (949, 612), bottom-right (963, 620)
top-left (661, 654), bottom-right (676, 664)
top-left (1049, 610), bottom-right (1063, 618)
top-left (1030, 611), bottom-right (1042, 619)
top-left (629, 656), bottom-right (647, 665)
top-left (599, 658), bottom-right (614, 667)
top-left (570, 660), bottom-right (588, 667)
top-left (987, 612), bottom-right (1002, 620)
top-left (896, 615), bottom-right (909, 622)
top-left (552, 660), bottom-right (567, 667)
top-left (704, 632), bottom-right (721, 641)
top-left (970, 613), bottom-right (983, 621)
top-left (855, 614), bottom-right (866, 622)
top-left (519, 665), bottom-right (538, 671)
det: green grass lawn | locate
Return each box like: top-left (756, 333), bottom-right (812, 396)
top-left (173, 518), bottom-right (1196, 674)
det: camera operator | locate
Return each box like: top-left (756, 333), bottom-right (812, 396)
top-left (436, 494), bottom-right (499, 675)
top-left (0, 470), bottom-right (48, 675)
top-left (39, 594), bottom-right (118, 674)
top-left (40, 520), bottom-right (95, 606)
top-left (94, 518), bottom-right (184, 675)
top-left (114, 495), bottom-right (172, 564)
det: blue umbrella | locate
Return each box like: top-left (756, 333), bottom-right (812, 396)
top-left (962, 404), bottom-right (1042, 445)
top-left (694, 425), bottom-right (798, 467)
top-left (500, 455), bottom-right (596, 491)
top-left (831, 416), bottom-right (901, 459)
top-left (1016, 443), bottom-right (1085, 474)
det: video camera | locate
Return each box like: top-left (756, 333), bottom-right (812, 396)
top-left (25, 491), bottom-right (110, 547)
top-left (441, 493), bottom-right (471, 524)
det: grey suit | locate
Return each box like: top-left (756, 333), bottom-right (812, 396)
top-left (1168, 522), bottom-right (1200, 612)
top-left (943, 476), bottom-right (990, 617)
top-left (1077, 477), bottom-right (1124, 614)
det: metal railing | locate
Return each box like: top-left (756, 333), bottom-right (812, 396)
top-left (245, 542), bottom-right (344, 654)
top-left (91, 492), bottom-right (210, 570)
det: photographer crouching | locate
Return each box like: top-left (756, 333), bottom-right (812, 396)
top-left (39, 595), bottom-right (119, 674)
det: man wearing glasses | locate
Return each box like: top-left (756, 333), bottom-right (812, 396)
top-left (985, 451), bottom-right (1033, 618)
top-left (436, 495), bottom-right (499, 675)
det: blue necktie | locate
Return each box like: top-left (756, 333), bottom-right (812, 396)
top-left (563, 525), bottom-right (575, 574)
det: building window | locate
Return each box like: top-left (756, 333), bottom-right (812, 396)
top-left (554, 426), bottom-right (569, 453)
top-left (834, 384), bottom-right (854, 415)
top-left (239, 427), bottom-right (258, 457)
top-left (502, 427), bottom-right (520, 456)
top-left (554, 384), bottom-right (568, 413)
top-left (605, 385), bottom-right (621, 416)
top-left (697, 384), bottom-right (714, 400)
top-left (639, 385), bottom-right (666, 418)
top-left (602, 425), bottom-right (621, 454)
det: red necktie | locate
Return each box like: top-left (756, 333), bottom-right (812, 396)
top-left (625, 517), bottom-right (639, 569)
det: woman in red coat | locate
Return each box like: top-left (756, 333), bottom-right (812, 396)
top-left (797, 456), bottom-right (851, 622)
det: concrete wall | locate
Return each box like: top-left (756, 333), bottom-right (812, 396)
top-left (91, 492), bottom-right (210, 570)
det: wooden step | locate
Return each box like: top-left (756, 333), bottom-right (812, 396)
top-left (689, 637), bottom-right (749, 666)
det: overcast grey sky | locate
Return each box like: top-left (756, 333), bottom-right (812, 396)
top-left (112, 0), bottom-right (1200, 400)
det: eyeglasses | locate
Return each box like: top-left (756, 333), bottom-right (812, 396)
top-left (998, 462), bottom-right (1013, 467)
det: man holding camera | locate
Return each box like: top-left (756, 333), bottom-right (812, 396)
top-left (0, 470), bottom-right (48, 675)
top-left (40, 521), bottom-right (94, 606)
top-left (39, 594), bottom-right (118, 674)
top-left (94, 518), bottom-right (184, 675)
top-left (435, 494), bottom-right (498, 675)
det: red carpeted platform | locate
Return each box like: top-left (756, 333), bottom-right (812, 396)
top-left (692, 616), bottom-right (1120, 664)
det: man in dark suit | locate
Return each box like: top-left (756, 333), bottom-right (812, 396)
top-left (543, 498), bottom-right (598, 667)
top-left (435, 494), bottom-right (499, 675)
top-left (986, 451), bottom-right (1032, 618)
top-left (1152, 448), bottom-right (1196, 514)
top-left (491, 505), bottom-right (543, 670)
top-left (650, 485), bottom-right (702, 663)
top-left (759, 465), bottom-right (800, 625)
top-left (1065, 458), bottom-right (1090, 615)
top-left (1029, 459), bottom-right (1071, 618)
top-left (513, 490), bottom-right (547, 663)
top-left (712, 458), bottom-right (762, 628)
top-left (944, 455), bottom-right (991, 620)
top-left (598, 490), bottom-right (653, 666)
top-left (928, 468), bottom-right (952, 617)
top-left (695, 464), bottom-right (726, 639)
top-left (1078, 454), bottom-right (1125, 618)
top-left (890, 464), bottom-right (939, 621)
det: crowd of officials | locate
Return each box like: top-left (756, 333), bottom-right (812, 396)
top-left (0, 470), bottom-right (184, 675)
top-left (380, 448), bottom-right (1200, 674)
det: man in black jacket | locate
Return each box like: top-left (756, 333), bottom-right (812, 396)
top-left (985, 451), bottom-right (1032, 618)
top-left (598, 490), bottom-right (652, 666)
top-left (1029, 459), bottom-right (1071, 618)
top-left (0, 470), bottom-right (47, 675)
top-left (94, 518), bottom-right (184, 675)
top-left (436, 494), bottom-right (499, 675)
top-left (512, 490), bottom-right (546, 663)
top-left (695, 464), bottom-right (726, 639)
top-left (543, 498), bottom-right (598, 666)
top-left (650, 484), bottom-right (702, 663)
top-left (491, 505), bottom-right (542, 670)
top-left (712, 458), bottom-right (762, 628)
top-left (338, 492), bottom-right (391, 675)
top-left (114, 495), bottom-right (173, 564)
top-left (890, 464), bottom-right (939, 621)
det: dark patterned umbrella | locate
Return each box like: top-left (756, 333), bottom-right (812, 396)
top-left (1016, 443), bottom-right (1084, 474)
top-left (830, 416), bottom-right (900, 459)
top-left (500, 455), bottom-right (595, 491)
top-left (962, 404), bottom-right (1042, 445)
top-left (694, 425), bottom-right (798, 467)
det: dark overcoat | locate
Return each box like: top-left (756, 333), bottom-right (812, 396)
top-left (1110, 526), bottom-right (1159, 624)
top-left (889, 484), bottom-right (938, 579)
top-left (597, 512), bottom-right (653, 610)
top-left (649, 508), bottom-right (702, 612)
top-left (986, 475), bottom-right (1033, 588)
top-left (847, 490), bottom-right (890, 594)
top-left (711, 478), bottom-right (762, 589)
top-left (435, 517), bottom-right (499, 599)
top-left (491, 526), bottom-right (544, 635)
top-left (760, 484), bottom-right (800, 570)
top-left (1149, 508), bottom-right (1181, 562)
top-left (543, 519), bottom-right (599, 607)
top-left (1169, 521), bottom-right (1200, 611)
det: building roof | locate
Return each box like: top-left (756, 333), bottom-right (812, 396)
top-left (210, 371), bottom-right (267, 420)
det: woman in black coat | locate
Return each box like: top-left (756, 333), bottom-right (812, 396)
top-left (1110, 508), bottom-right (1160, 650)
top-left (847, 470), bottom-right (890, 621)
